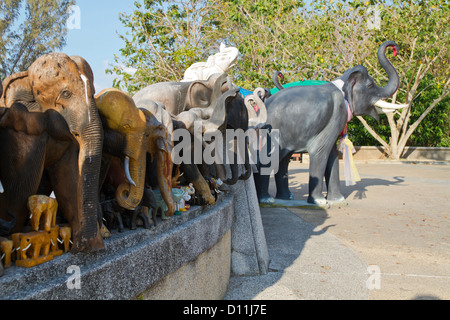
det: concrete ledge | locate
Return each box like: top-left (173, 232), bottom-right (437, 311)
top-left (137, 230), bottom-right (231, 300)
top-left (299, 147), bottom-right (450, 163)
top-left (0, 194), bottom-right (234, 300)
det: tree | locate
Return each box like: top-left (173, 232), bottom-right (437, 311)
top-left (110, 0), bottom-right (450, 153)
top-left (217, 0), bottom-right (306, 89)
top-left (352, 0), bottom-right (450, 159)
top-left (0, 0), bottom-right (74, 79)
top-left (107, 0), bottom-right (222, 95)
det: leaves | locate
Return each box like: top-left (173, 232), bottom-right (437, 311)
top-left (109, 0), bottom-right (450, 151)
top-left (0, 0), bottom-right (74, 79)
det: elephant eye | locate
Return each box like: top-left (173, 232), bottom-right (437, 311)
top-left (367, 83), bottom-right (374, 89)
top-left (60, 90), bottom-right (72, 99)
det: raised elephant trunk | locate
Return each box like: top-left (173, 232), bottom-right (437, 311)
top-left (375, 41), bottom-right (400, 100)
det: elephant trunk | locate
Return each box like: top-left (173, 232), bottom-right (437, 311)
top-left (375, 41), bottom-right (400, 100)
top-left (73, 116), bottom-right (104, 252)
top-left (155, 144), bottom-right (175, 217)
top-left (272, 71), bottom-right (284, 91)
top-left (116, 135), bottom-right (147, 210)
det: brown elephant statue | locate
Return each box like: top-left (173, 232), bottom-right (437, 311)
top-left (0, 53), bottom-right (104, 253)
top-left (0, 236), bottom-right (13, 268)
top-left (13, 231), bottom-right (53, 268)
top-left (95, 88), bottom-right (176, 218)
top-left (133, 97), bottom-right (217, 206)
top-left (27, 195), bottom-right (58, 232)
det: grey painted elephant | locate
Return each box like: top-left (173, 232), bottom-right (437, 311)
top-left (133, 73), bottom-right (228, 116)
top-left (133, 77), bottom-right (235, 205)
top-left (255, 41), bottom-right (401, 207)
top-left (0, 53), bottom-right (104, 253)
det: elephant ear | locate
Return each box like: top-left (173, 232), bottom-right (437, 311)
top-left (1, 71), bottom-right (39, 111)
top-left (187, 73), bottom-right (228, 109)
top-left (342, 66), bottom-right (365, 117)
top-left (187, 80), bottom-right (213, 109)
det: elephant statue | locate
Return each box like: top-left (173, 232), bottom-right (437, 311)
top-left (95, 88), bottom-right (176, 218)
top-left (218, 92), bottom-right (253, 185)
top-left (133, 72), bottom-right (229, 116)
top-left (13, 231), bottom-right (53, 268)
top-left (255, 41), bottom-right (401, 207)
top-left (27, 195), bottom-right (58, 232)
top-left (0, 236), bottom-right (13, 268)
top-left (58, 226), bottom-right (72, 253)
top-left (182, 42), bottom-right (239, 82)
top-left (0, 53), bottom-right (104, 253)
top-left (133, 91), bottom-right (216, 206)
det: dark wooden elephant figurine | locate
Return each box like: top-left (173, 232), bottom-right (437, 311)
top-left (0, 53), bottom-right (104, 253)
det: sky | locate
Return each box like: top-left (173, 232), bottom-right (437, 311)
top-left (63, 0), bottom-right (137, 92)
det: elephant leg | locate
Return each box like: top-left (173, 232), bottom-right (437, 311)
top-left (275, 152), bottom-right (294, 200)
top-left (224, 138), bottom-right (239, 185)
top-left (253, 172), bottom-right (273, 204)
top-left (325, 145), bottom-right (347, 205)
top-left (239, 136), bottom-right (252, 181)
top-left (254, 133), bottom-right (275, 204)
top-left (307, 150), bottom-right (330, 207)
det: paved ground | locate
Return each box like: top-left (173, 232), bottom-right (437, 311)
top-left (224, 161), bottom-right (450, 300)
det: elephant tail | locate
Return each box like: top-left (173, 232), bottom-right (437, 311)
top-left (0, 211), bottom-right (17, 237)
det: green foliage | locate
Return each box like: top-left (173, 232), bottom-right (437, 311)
top-left (106, 0), bottom-right (221, 95)
top-left (0, 0), bottom-right (74, 79)
top-left (110, 0), bottom-right (450, 150)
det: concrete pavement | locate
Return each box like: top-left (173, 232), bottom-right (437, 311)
top-left (224, 161), bottom-right (450, 300)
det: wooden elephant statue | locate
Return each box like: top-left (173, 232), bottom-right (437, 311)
top-left (13, 231), bottom-right (53, 268)
top-left (58, 226), bottom-right (72, 253)
top-left (0, 236), bottom-right (13, 268)
top-left (27, 195), bottom-right (58, 232)
top-left (1, 53), bottom-right (105, 253)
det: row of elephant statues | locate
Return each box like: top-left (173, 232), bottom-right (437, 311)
top-left (0, 40), bottom-right (403, 275)
top-left (0, 51), bottom-right (271, 266)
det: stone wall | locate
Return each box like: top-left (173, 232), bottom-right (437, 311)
top-left (0, 194), bottom-right (235, 300)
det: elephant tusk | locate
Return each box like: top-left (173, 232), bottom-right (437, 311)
top-left (375, 100), bottom-right (408, 114)
top-left (124, 157), bottom-right (137, 187)
top-left (0, 179), bottom-right (3, 193)
top-left (80, 74), bottom-right (91, 123)
top-left (22, 243), bottom-right (31, 252)
top-left (58, 238), bottom-right (64, 244)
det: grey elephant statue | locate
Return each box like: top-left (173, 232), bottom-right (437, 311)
top-left (0, 53), bottom-right (104, 253)
top-left (133, 76), bottom-right (235, 205)
top-left (133, 73), bottom-right (228, 116)
top-left (255, 41), bottom-right (401, 207)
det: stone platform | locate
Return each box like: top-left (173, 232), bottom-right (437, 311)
top-left (0, 194), bottom-right (234, 300)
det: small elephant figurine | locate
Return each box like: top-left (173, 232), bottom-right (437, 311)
top-left (13, 231), bottom-right (53, 268)
top-left (47, 226), bottom-right (63, 257)
top-left (27, 195), bottom-right (58, 232)
top-left (175, 183), bottom-right (196, 212)
top-left (58, 226), bottom-right (72, 253)
top-left (0, 236), bottom-right (13, 268)
top-left (153, 188), bottom-right (185, 220)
